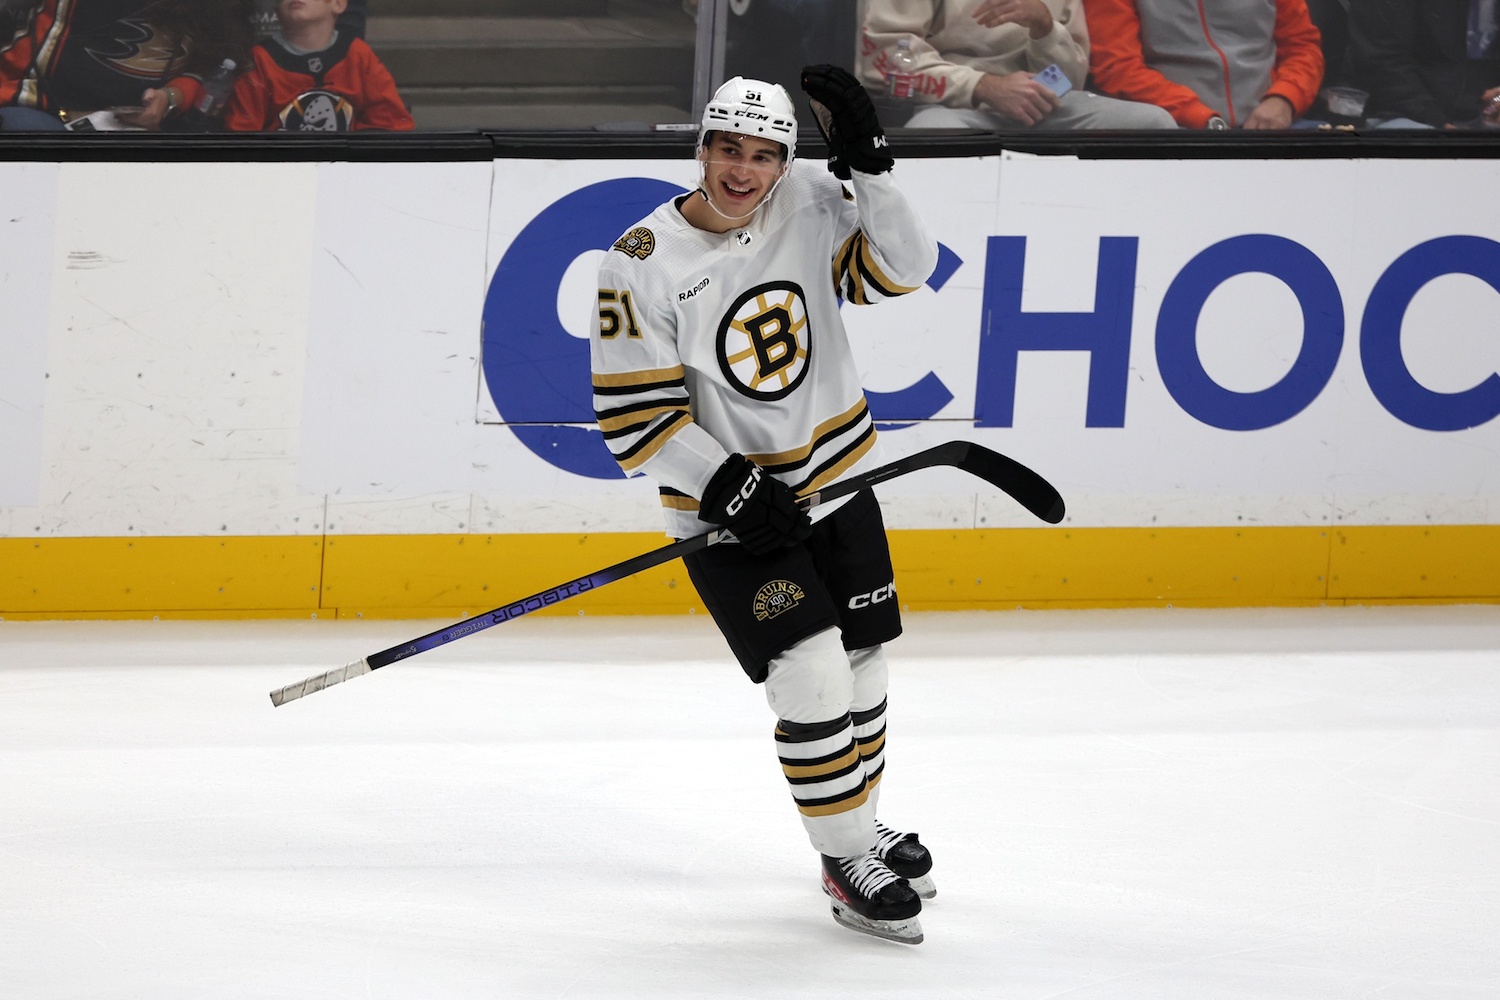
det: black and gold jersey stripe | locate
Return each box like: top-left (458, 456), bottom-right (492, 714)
top-left (591, 364), bottom-right (687, 396)
top-left (833, 229), bottom-right (923, 305)
top-left (748, 399), bottom-right (870, 475)
top-left (790, 422), bottom-right (877, 496)
top-left (595, 398), bottom-right (691, 437)
top-left (611, 409), bottom-right (692, 472)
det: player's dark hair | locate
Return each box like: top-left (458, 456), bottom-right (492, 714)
top-left (702, 129), bottom-right (789, 162)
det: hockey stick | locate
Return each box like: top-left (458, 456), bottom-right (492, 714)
top-left (268, 440), bottom-right (1064, 707)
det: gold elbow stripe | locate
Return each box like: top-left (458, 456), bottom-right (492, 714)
top-left (747, 399), bottom-right (870, 472)
top-left (833, 230), bottom-right (860, 294)
top-left (659, 492), bottom-right (700, 512)
top-left (592, 365), bottom-right (687, 395)
top-left (780, 744), bottom-right (861, 780)
top-left (835, 231), bottom-right (870, 304)
top-left (596, 401), bottom-right (689, 434)
top-left (856, 237), bottom-right (922, 298)
top-left (615, 411), bottom-right (690, 472)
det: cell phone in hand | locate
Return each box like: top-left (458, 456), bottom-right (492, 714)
top-left (1034, 63), bottom-right (1072, 98)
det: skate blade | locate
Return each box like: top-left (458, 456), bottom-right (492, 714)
top-left (829, 901), bottom-right (924, 945)
top-left (905, 873), bottom-right (937, 899)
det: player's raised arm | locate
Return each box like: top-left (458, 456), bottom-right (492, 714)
top-left (800, 64), bottom-right (939, 304)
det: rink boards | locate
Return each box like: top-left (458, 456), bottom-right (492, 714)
top-left (1, 156), bottom-right (1498, 617)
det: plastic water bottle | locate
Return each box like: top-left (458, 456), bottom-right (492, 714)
top-left (887, 37), bottom-right (917, 100)
top-left (195, 59), bottom-right (238, 118)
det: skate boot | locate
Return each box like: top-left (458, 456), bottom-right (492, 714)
top-left (820, 853), bottom-right (923, 944)
top-left (874, 821), bottom-right (936, 899)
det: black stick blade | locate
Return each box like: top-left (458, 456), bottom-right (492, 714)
top-left (956, 443), bottom-right (1067, 524)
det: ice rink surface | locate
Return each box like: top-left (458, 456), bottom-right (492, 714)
top-left (2, 605), bottom-right (1498, 1000)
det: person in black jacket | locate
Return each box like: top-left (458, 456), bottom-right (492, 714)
top-left (1348, 0), bottom-right (1500, 127)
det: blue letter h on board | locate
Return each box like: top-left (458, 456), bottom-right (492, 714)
top-left (976, 236), bottom-right (1138, 428)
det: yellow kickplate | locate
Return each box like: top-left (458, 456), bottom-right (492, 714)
top-left (3, 525), bottom-right (1498, 619)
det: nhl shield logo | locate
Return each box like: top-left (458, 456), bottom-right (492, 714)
top-left (752, 580), bottom-right (805, 621)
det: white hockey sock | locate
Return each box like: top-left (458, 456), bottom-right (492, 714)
top-left (775, 713), bottom-right (876, 858)
top-left (851, 697), bottom-right (888, 792)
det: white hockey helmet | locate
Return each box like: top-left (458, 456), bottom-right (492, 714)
top-left (700, 76), bottom-right (798, 162)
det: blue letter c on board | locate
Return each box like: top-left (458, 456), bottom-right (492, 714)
top-left (483, 178), bottom-right (687, 479)
top-left (1156, 234), bottom-right (1344, 431)
top-left (1361, 235), bottom-right (1500, 431)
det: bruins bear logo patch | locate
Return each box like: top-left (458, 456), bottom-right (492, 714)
top-left (613, 227), bottom-right (656, 260)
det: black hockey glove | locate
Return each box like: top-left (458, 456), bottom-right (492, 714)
top-left (698, 454), bottom-right (813, 556)
top-left (800, 63), bottom-right (894, 180)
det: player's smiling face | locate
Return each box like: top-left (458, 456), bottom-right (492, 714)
top-left (699, 132), bottom-right (788, 217)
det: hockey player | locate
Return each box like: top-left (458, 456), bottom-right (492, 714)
top-left (591, 66), bottom-right (939, 944)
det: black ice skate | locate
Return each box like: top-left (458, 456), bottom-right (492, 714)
top-left (820, 853), bottom-right (923, 944)
top-left (874, 821), bottom-right (936, 899)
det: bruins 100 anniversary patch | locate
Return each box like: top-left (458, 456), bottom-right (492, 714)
top-left (613, 227), bottom-right (656, 260)
top-left (752, 580), bottom-right (806, 621)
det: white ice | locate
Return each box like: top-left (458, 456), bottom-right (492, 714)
top-left (2, 606), bottom-right (1498, 999)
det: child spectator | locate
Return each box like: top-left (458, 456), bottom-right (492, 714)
top-left (251, 0), bottom-right (367, 41)
top-left (224, 0), bottom-right (412, 131)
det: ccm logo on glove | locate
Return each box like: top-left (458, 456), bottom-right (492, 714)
top-left (725, 465), bottom-right (762, 517)
top-left (699, 454), bottom-right (813, 555)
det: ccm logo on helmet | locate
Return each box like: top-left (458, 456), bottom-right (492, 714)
top-left (848, 583), bottom-right (896, 609)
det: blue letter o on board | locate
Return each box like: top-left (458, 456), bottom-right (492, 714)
top-left (1361, 235), bottom-right (1500, 432)
top-left (482, 177), bottom-right (687, 479)
top-left (1156, 235), bottom-right (1344, 431)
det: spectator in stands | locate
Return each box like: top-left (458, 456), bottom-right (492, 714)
top-left (252, 0), bottom-right (367, 40)
top-left (224, 0), bottom-right (412, 131)
top-left (1306, 0), bottom-right (1351, 86)
top-left (1083, 0), bottom-right (1325, 129)
top-left (1346, 0), bottom-right (1500, 128)
top-left (861, 0), bottom-right (1176, 129)
top-left (0, 0), bottom-right (255, 131)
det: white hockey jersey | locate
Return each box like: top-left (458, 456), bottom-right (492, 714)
top-left (592, 160), bottom-right (938, 538)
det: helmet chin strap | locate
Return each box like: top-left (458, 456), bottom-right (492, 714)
top-left (696, 155), bottom-right (790, 225)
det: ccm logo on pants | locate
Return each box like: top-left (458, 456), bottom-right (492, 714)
top-left (848, 583), bottom-right (896, 609)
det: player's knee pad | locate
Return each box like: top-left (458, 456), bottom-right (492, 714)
top-left (763, 627), bottom-right (853, 723)
top-left (847, 643), bottom-right (889, 713)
